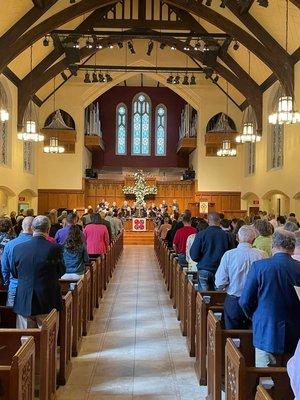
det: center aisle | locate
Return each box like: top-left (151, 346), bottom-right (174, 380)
top-left (57, 245), bottom-right (205, 400)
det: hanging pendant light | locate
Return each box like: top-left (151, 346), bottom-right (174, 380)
top-left (18, 45), bottom-right (44, 142)
top-left (217, 82), bottom-right (236, 157)
top-left (268, 0), bottom-right (300, 125)
top-left (43, 137), bottom-right (65, 154)
top-left (43, 77), bottom-right (65, 154)
top-left (0, 82), bottom-right (9, 122)
top-left (217, 139), bottom-right (237, 157)
top-left (236, 51), bottom-right (261, 143)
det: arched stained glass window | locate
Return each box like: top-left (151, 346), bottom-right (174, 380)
top-left (116, 103), bottom-right (127, 155)
top-left (155, 104), bottom-right (167, 156)
top-left (132, 93), bottom-right (151, 156)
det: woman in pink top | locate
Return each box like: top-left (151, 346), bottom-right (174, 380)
top-left (83, 213), bottom-right (109, 256)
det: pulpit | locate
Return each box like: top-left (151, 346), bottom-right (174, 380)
top-left (187, 202), bottom-right (200, 217)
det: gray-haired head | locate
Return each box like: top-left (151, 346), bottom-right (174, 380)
top-left (294, 231), bottom-right (300, 249)
top-left (208, 212), bottom-right (221, 226)
top-left (284, 221), bottom-right (299, 233)
top-left (22, 216), bottom-right (34, 233)
top-left (238, 225), bottom-right (257, 244)
top-left (32, 215), bottom-right (50, 234)
top-left (272, 229), bottom-right (296, 254)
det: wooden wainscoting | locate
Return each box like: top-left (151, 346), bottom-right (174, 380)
top-left (38, 189), bottom-right (85, 214)
top-left (195, 191), bottom-right (243, 216)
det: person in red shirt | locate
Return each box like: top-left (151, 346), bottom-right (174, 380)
top-left (173, 212), bottom-right (197, 267)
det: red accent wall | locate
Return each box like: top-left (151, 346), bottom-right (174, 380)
top-left (91, 86), bottom-right (188, 169)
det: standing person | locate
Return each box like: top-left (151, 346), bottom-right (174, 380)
top-left (190, 212), bottom-right (231, 291)
top-left (48, 209), bottom-right (61, 238)
top-left (220, 218), bottom-right (237, 248)
top-left (84, 213), bottom-right (109, 257)
top-left (239, 229), bottom-right (300, 367)
top-left (10, 211), bottom-right (17, 227)
top-left (292, 231), bottom-right (300, 261)
top-left (215, 225), bottom-right (266, 329)
top-left (1, 216), bottom-right (34, 306)
top-left (158, 217), bottom-right (172, 240)
top-left (99, 211), bottom-right (112, 243)
top-left (62, 225), bottom-right (89, 279)
top-left (112, 211), bottom-right (123, 236)
top-left (186, 219), bottom-right (208, 272)
top-left (0, 217), bottom-right (15, 260)
top-left (173, 212), bottom-right (197, 267)
top-left (12, 216), bottom-right (65, 328)
top-left (253, 219), bottom-right (273, 257)
top-left (55, 212), bottom-right (85, 245)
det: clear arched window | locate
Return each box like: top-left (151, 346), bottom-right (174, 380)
top-left (132, 93), bottom-right (151, 156)
top-left (116, 103), bottom-right (127, 155)
top-left (155, 104), bottom-right (167, 156)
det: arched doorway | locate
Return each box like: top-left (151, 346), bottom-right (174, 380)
top-left (262, 190), bottom-right (290, 217)
top-left (241, 192), bottom-right (260, 216)
top-left (18, 189), bottom-right (38, 214)
top-left (293, 192), bottom-right (300, 220)
top-left (0, 186), bottom-right (16, 216)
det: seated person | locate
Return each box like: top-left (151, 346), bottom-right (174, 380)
top-left (61, 225), bottom-right (89, 279)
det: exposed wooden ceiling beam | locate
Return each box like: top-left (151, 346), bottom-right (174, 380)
top-left (165, 0), bottom-right (294, 97)
top-left (0, 0), bottom-right (58, 49)
top-left (88, 19), bottom-right (188, 30)
top-left (239, 0), bottom-right (255, 14)
top-left (290, 0), bottom-right (300, 9)
top-left (19, 5), bottom-right (116, 105)
top-left (225, 0), bottom-right (294, 96)
top-left (32, 0), bottom-right (45, 9)
top-left (168, 5), bottom-right (262, 130)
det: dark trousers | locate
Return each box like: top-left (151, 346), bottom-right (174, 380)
top-left (223, 294), bottom-right (251, 330)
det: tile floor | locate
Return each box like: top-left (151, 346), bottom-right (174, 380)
top-left (56, 245), bottom-right (207, 400)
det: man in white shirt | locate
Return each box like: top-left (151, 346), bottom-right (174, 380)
top-left (215, 225), bottom-right (266, 329)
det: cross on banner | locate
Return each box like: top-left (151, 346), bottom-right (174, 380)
top-left (123, 170), bottom-right (157, 207)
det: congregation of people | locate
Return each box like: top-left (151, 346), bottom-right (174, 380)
top-left (0, 205), bottom-right (124, 329)
top-left (1, 201), bottom-right (300, 397)
top-left (157, 207), bottom-right (300, 395)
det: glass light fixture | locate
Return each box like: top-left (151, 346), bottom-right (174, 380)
top-left (18, 46), bottom-right (44, 142)
top-left (0, 108), bottom-right (9, 122)
top-left (43, 137), bottom-right (65, 154)
top-left (18, 100), bottom-right (44, 142)
top-left (217, 140), bottom-right (237, 157)
top-left (236, 106), bottom-right (261, 143)
top-left (268, 0), bottom-right (300, 125)
top-left (268, 92), bottom-right (300, 125)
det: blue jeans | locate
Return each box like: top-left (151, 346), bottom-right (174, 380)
top-left (177, 253), bottom-right (187, 267)
top-left (197, 269), bottom-right (215, 291)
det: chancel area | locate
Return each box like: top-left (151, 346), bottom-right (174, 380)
top-left (0, 0), bottom-right (300, 399)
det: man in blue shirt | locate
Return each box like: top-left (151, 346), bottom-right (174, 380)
top-left (1, 216), bottom-right (34, 306)
top-left (215, 225), bottom-right (266, 329)
top-left (240, 229), bottom-right (300, 367)
top-left (55, 212), bottom-right (84, 245)
top-left (190, 212), bottom-right (231, 290)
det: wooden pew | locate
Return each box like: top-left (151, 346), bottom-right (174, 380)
top-left (225, 338), bottom-right (294, 400)
top-left (0, 309), bottom-right (57, 400)
top-left (179, 270), bottom-right (188, 336)
top-left (194, 291), bottom-right (226, 385)
top-left (255, 385), bottom-right (274, 400)
top-left (58, 291), bottom-right (73, 386)
top-left (206, 310), bottom-right (252, 400)
top-left (0, 335), bottom-right (35, 400)
top-left (186, 278), bottom-right (197, 357)
top-left (59, 278), bottom-right (84, 357)
top-left (82, 268), bottom-right (91, 336)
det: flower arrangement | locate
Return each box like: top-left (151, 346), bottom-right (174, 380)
top-left (123, 170), bottom-right (157, 207)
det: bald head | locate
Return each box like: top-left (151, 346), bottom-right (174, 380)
top-left (22, 216), bottom-right (34, 233)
